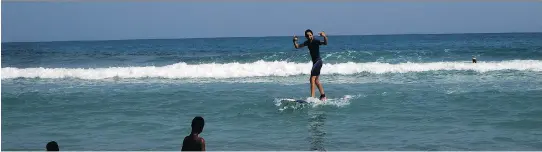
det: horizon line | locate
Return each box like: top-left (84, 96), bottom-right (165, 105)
top-left (2, 31), bottom-right (541, 43)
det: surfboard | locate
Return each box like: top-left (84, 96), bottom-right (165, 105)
top-left (282, 98), bottom-right (308, 103)
top-left (281, 97), bottom-right (329, 103)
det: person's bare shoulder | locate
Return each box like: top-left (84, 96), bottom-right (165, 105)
top-left (200, 137), bottom-right (206, 151)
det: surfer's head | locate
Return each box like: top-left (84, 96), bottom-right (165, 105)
top-left (191, 116), bottom-right (205, 134)
top-left (305, 29), bottom-right (314, 41)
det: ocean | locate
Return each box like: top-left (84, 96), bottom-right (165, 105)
top-left (2, 33), bottom-right (542, 150)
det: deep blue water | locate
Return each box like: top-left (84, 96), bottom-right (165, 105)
top-left (2, 33), bottom-right (542, 150)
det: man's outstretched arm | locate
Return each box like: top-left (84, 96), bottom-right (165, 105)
top-left (293, 35), bottom-right (305, 49)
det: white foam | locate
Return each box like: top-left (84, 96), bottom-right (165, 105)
top-left (2, 60), bottom-right (541, 80)
top-left (274, 94), bottom-right (362, 111)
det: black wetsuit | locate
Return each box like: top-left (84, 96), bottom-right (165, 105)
top-left (304, 39), bottom-right (324, 76)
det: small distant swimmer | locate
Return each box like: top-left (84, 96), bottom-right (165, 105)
top-left (472, 56), bottom-right (477, 63)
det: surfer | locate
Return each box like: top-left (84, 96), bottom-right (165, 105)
top-left (293, 29), bottom-right (328, 101)
top-left (472, 56), bottom-right (477, 63)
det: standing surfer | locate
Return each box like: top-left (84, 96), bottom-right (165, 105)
top-left (293, 29), bottom-right (328, 101)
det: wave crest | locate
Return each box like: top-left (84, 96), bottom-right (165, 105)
top-left (2, 60), bottom-right (541, 80)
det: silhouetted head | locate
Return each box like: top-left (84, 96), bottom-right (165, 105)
top-left (191, 116), bottom-right (205, 134)
top-left (305, 29), bottom-right (314, 41)
top-left (46, 141), bottom-right (59, 151)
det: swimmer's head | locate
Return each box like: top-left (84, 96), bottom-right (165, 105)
top-left (191, 116), bottom-right (205, 134)
top-left (46, 141), bottom-right (59, 151)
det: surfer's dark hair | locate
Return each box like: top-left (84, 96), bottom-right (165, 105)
top-left (305, 29), bottom-right (313, 37)
top-left (191, 116), bottom-right (205, 133)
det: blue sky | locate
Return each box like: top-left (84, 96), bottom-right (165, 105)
top-left (2, 2), bottom-right (542, 42)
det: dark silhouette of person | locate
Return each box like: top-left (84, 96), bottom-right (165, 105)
top-left (182, 116), bottom-right (206, 151)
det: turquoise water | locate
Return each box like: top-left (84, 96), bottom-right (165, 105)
top-left (2, 33), bottom-right (542, 150)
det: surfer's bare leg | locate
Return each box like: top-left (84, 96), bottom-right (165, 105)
top-left (315, 76), bottom-right (325, 95)
top-left (310, 76), bottom-right (317, 98)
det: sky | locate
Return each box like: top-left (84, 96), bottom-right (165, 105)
top-left (2, 2), bottom-right (542, 42)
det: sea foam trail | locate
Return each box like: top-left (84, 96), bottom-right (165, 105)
top-left (2, 60), bottom-right (541, 80)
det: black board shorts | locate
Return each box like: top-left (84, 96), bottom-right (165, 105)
top-left (311, 60), bottom-right (323, 76)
